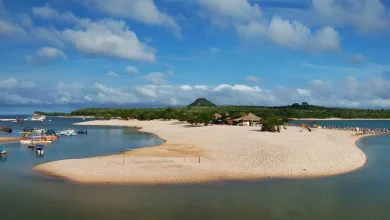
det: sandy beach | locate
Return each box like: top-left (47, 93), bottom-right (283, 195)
top-left (34, 119), bottom-right (371, 184)
top-left (0, 137), bottom-right (21, 143)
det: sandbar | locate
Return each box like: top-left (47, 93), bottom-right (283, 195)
top-left (34, 119), bottom-right (373, 184)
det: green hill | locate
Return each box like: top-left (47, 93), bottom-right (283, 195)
top-left (187, 98), bottom-right (216, 107)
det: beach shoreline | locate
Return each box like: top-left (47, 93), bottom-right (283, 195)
top-left (34, 119), bottom-right (379, 185)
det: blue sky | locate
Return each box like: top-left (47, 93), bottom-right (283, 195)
top-left (1, 0), bottom-right (390, 112)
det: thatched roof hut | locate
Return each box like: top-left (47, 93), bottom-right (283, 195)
top-left (234, 113), bottom-right (261, 122)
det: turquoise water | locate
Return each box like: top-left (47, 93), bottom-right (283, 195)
top-left (1, 119), bottom-right (390, 219)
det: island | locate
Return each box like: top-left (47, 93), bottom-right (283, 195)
top-left (33, 99), bottom-right (382, 185)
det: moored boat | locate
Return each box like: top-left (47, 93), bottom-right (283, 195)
top-left (77, 129), bottom-right (88, 134)
top-left (0, 127), bottom-right (12, 133)
top-left (20, 137), bottom-right (52, 145)
top-left (59, 129), bottom-right (75, 135)
top-left (36, 145), bottom-right (44, 155)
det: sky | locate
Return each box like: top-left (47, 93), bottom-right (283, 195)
top-left (1, 0), bottom-right (390, 112)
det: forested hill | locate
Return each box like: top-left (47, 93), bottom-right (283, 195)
top-left (187, 98), bottom-right (216, 107)
top-left (37, 102), bottom-right (390, 119)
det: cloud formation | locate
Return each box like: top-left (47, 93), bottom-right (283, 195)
top-left (198, 0), bottom-right (341, 52)
top-left (81, 0), bottom-right (181, 38)
top-left (125, 66), bottom-right (139, 74)
top-left (2, 76), bottom-right (390, 108)
top-left (25, 47), bottom-right (67, 65)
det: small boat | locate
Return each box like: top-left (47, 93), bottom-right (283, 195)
top-left (28, 144), bottom-right (36, 149)
top-left (32, 128), bottom-right (45, 133)
top-left (77, 129), bottom-right (88, 134)
top-left (36, 145), bottom-right (44, 155)
top-left (64, 132), bottom-right (77, 136)
top-left (22, 127), bottom-right (34, 132)
top-left (0, 145), bottom-right (7, 154)
top-left (59, 129), bottom-right (75, 135)
top-left (0, 127), bottom-right (12, 133)
top-left (20, 137), bottom-right (53, 145)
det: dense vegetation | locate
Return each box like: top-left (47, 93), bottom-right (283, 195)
top-left (37, 101), bottom-right (390, 122)
top-left (187, 98), bottom-right (216, 107)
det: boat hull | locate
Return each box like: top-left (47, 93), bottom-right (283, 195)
top-left (20, 140), bottom-right (52, 145)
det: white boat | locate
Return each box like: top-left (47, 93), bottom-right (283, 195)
top-left (63, 132), bottom-right (77, 136)
top-left (32, 128), bottom-right (46, 133)
top-left (59, 129), bottom-right (75, 135)
top-left (20, 137), bottom-right (52, 145)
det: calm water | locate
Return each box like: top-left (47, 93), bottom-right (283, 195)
top-left (1, 119), bottom-right (390, 219)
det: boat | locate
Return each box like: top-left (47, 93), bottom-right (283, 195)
top-left (59, 129), bottom-right (75, 135)
top-left (36, 145), bottom-right (44, 155)
top-left (32, 128), bottom-right (45, 133)
top-left (77, 129), bottom-right (88, 134)
top-left (0, 145), bottom-right (7, 154)
top-left (22, 127), bottom-right (34, 132)
top-left (40, 135), bottom-right (59, 141)
top-left (0, 127), bottom-right (12, 133)
top-left (64, 132), bottom-right (77, 136)
top-left (20, 137), bottom-right (53, 145)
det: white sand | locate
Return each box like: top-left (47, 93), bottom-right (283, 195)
top-left (34, 119), bottom-right (370, 184)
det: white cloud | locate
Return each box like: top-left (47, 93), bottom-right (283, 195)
top-left (25, 47), bottom-right (67, 65)
top-left (239, 17), bottom-right (340, 51)
top-left (180, 85), bottom-right (192, 90)
top-left (95, 83), bottom-right (139, 104)
top-left (137, 87), bottom-right (157, 98)
top-left (0, 19), bottom-right (26, 36)
top-left (125, 66), bottom-right (139, 74)
top-left (213, 84), bottom-right (261, 93)
top-left (32, 5), bottom-right (90, 25)
top-left (32, 5), bottom-right (61, 20)
top-left (107, 71), bottom-right (119, 77)
top-left (312, 0), bottom-right (390, 34)
top-left (37, 47), bottom-right (67, 60)
top-left (297, 89), bottom-right (311, 96)
top-left (194, 85), bottom-right (208, 90)
top-left (198, 0), bottom-right (341, 52)
top-left (244, 75), bottom-right (260, 82)
top-left (0, 78), bottom-right (18, 89)
top-left (81, 0), bottom-right (181, 38)
top-left (144, 72), bottom-right (167, 84)
top-left (62, 19), bottom-right (155, 62)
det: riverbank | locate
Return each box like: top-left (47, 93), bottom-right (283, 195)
top-left (34, 119), bottom-right (372, 184)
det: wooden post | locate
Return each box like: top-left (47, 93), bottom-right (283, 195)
top-left (199, 157), bottom-right (200, 163)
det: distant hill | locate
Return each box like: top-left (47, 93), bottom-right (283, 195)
top-left (187, 98), bottom-right (216, 107)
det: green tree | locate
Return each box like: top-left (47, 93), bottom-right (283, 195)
top-left (103, 113), bottom-right (112, 120)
